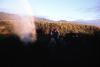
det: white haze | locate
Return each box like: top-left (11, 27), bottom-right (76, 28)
top-left (0, 0), bottom-right (37, 45)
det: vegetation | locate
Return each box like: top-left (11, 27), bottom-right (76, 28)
top-left (35, 20), bottom-right (100, 36)
top-left (0, 12), bottom-right (100, 65)
top-left (0, 12), bottom-right (100, 37)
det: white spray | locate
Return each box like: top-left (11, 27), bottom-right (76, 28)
top-left (11, 16), bottom-right (37, 44)
top-left (0, 0), bottom-right (37, 45)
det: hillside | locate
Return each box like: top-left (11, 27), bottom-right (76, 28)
top-left (0, 12), bottom-right (100, 65)
top-left (0, 12), bottom-right (100, 37)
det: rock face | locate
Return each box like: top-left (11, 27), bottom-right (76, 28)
top-left (0, 12), bottom-right (37, 44)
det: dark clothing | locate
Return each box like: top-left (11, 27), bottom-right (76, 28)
top-left (50, 31), bottom-right (59, 39)
top-left (48, 31), bottom-right (60, 48)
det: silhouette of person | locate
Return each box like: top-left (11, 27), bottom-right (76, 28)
top-left (52, 28), bottom-right (59, 40)
top-left (48, 28), bottom-right (59, 48)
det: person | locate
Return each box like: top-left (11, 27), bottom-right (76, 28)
top-left (52, 28), bottom-right (59, 40)
top-left (48, 28), bottom-right (59, 48)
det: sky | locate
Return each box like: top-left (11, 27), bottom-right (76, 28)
top-left (0, 0), bottom-right (100, 21)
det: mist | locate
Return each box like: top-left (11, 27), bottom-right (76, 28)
top-left (0, 0), bottom-right (37, 45)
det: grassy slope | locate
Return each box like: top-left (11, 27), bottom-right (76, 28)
top-left (0, 18), bottom-right (100, 42)
top-left (0, 13), bottom-right (100, 65)
top-left (0, 12), bottom-right (100, 36)
top-left (35, 20), bottom-right (100, 36)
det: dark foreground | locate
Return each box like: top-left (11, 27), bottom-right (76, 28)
top-left (0, 33), bottom-right (100, 66)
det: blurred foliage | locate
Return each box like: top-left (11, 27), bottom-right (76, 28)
top-left (0, 17), bottom-right (100, 37)
top-left (35, 19), bottom-right (100, 36)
